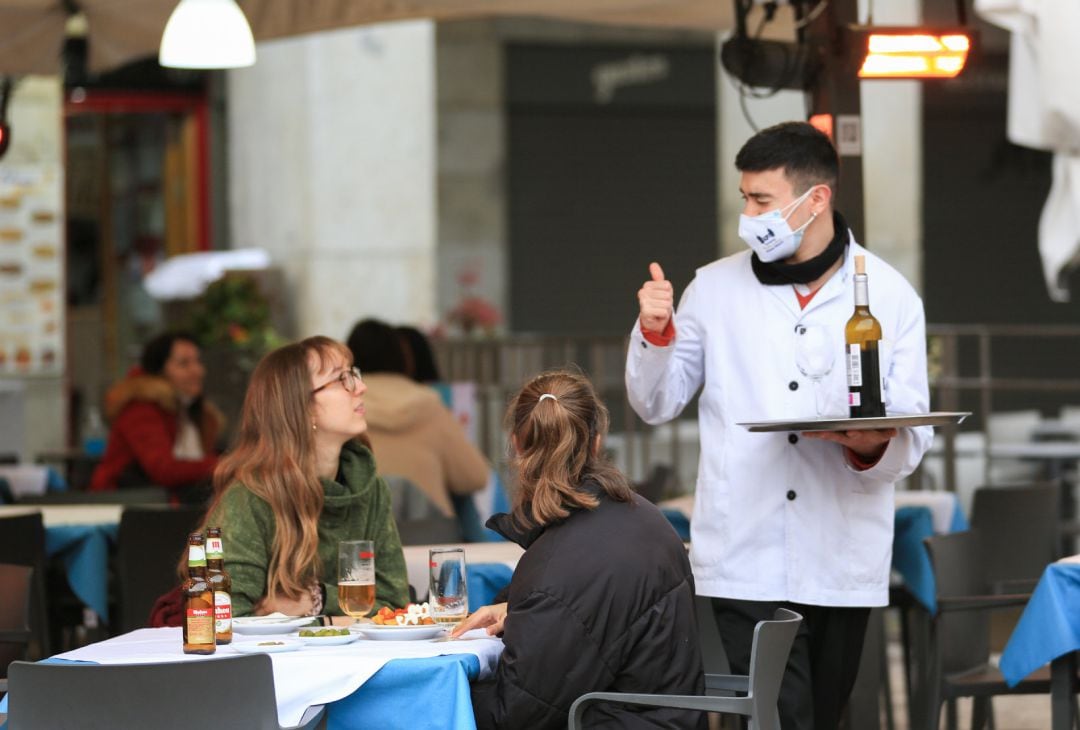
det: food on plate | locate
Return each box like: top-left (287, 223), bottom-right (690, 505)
top-left (298, 628), bottom-right (350, 637)
top-left (371, 602), bottom-right (436, 626)
top-left (257, 641), bottom-right (285, 646)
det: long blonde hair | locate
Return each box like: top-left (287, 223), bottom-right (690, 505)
top-left (189, 336), bottom-right (364, 602)
top-left (505, 368), bottom-right (632, 528)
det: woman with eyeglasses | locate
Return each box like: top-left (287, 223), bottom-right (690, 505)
top-left (192, 336), bottom-right (410, 618)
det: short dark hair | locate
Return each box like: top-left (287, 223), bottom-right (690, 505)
top-left (735, 121), bottom-right (839, 196)
top-left (396, 326), bottom-right (442, 383)
top-left (346, 318), bottom-right (407, 375)
top-left (141, 331), bottom-right (199, 375)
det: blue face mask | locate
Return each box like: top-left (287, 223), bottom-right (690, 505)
top-left (738, 186), bottom-right (818, 262)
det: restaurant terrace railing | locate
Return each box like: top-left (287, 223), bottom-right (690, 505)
top-left (433, 324), bottom-right (1080, 495)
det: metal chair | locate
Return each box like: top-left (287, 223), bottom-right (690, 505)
top-left (115, 505), bottom-right (205, 633)
top-left (568, 608), bottom-right (802, 730)
top-left (7, 654), bottom-right (326, 729)
top-left (0, 564), bottom-right (33, 698)
top-left (922, 529), bottom-right (1055, 730)
top-left (971, 483), bottom-right (1061, 587)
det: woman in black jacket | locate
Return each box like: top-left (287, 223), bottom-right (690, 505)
top-left (453, 368), bottom-right (706, 729)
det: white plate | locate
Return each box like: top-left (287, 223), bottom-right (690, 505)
top-left (353, 624), bottom-right (448, 641)
top-left (232, 616), bottom-right (319, 635)
top-left (232, 639), bottom-right (303, 654)
top-left (293, 632), bottom-right (360, 646)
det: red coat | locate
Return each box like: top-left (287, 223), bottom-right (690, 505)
top-left (89, 371), bottom-right (223, 494)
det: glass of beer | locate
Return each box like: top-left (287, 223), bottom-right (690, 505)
top-left (338, 540), bottom-right (376, 622)
top-left (429, 547), bottom-right (468, 626)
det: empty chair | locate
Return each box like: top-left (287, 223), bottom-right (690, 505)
top-left (970, 484), bottom-right (1060, 589)
top-left (0, 564), bottom-right (33, 697)
top-left (0, 513), bottom-right (49, 658)
top-left (115, 505), bottom-right (204, 633)
top-left (568, 608), bottom-right (802, 730)
top-left (921, 529), bottom-right (1051, 730)
top-left (7, 654), bottom-right (324, 729)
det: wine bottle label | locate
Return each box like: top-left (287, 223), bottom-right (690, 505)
top-left (847, 345), bottom-right (863, 387)
top-left (848, 392), bottom-right (861, 407)
top-left (214, 592), bottom-right (232, 632)
top-left (186, 607), bottom-right (215, 644)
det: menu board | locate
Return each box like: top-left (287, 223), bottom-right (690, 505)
top-left (0, 164), bottom-right (64, 376)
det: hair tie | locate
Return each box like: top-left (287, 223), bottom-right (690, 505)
top-left (538, 393), bottom-right (557, 403)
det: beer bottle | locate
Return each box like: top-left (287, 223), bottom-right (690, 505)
top-left (182, 532), bottom-right (216, 655)
top-left (845, 255), bottom-right (887, 417)
top-left (206, 527), bottom-right (233, 645)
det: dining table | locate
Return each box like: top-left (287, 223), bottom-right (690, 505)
top-left (999, 560), bottom-right (1080, 730)
top-left (0, 625), bottom-right (505, 730)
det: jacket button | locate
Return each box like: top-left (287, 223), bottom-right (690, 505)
top-left (788, 434), bottom-right (799, 444)
top-left (788, 381), bottom-right (799, 391)
top-left (787, 490), bottom-right (797, 501)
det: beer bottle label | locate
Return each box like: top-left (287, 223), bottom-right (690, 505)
top-left (186, 607), bottom-right (215, 644)
top-left (206, 537), bottom-right (224, 560)
top-left (214, 591), bottom-right (232, 632)
top-left (187, 545), bottom-right (206, 567)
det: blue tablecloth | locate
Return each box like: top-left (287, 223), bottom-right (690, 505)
top-left (44, 523), bottom-right (118, 622)
top-left (1000, 562), bottom-right (1080, 687)
top-left (0, 653), bottom-right (486, 730)
top-left (328, 654), bottom-right (482, 730)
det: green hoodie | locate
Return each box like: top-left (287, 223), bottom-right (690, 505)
top-left (205, 440), bottom-right (410, 617)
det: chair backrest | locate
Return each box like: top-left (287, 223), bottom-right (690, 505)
top-left (970, 484), bottom-right (1060, 582)
top-left (746, 608), bottom-right (802, 722)
top-left (0, 513), bottom-right (49, 657)
top-left (924, 529), bottom-right (990, 673)
top-left (116, 505), bottom-right (205, 633)
top-left (0, 563), bottom-right (33, 680)
top-left (18, 487), bottom-right (169, 506)
top-left (8, 654), bottom-right (284, 729)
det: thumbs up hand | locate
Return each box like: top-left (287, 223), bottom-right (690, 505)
top-left (638, 262), bottom-right (673, 334)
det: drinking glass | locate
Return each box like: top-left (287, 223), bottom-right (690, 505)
top-left (338, 540), bottom-right (375, 622)
top-left (429, 547), bottom-right (468, 626)
top-left (794, 323), bottom-right (837, 417)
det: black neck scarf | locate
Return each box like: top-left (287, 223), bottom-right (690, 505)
top-left (751, 210), bottom-right (850, 286)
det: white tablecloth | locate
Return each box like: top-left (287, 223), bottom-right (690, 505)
top-left (0, 504), bottom-right (123, 527)
top-left (55, 626), bottom-right (503, 727)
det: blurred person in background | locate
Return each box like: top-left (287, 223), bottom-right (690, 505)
top-left (456, 368), bottom-right (705, 729)
top-left (90, 331), bottom-right (221, 503)
top-left (346, 318), bottom-right (488, 518)
top-left (397, 324), bottom-right (443, 384)
top-left (190, 336), bottom-right (409, 619)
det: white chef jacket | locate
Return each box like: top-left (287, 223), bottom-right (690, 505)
top-left (626, 238), bottom-right (932, 607)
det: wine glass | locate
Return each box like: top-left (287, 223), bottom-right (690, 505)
top-left (794, 323), bottom-right (837, 418)
top-left (338, 540), bottom-right (375, 623)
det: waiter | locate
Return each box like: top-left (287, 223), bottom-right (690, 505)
top-left (625, 121), bottom-right (932, 729)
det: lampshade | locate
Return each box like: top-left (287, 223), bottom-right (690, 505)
top-left (159, 0), bottom-right (256, 69)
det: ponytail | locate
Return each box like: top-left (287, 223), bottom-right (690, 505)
top-left (506, 368), bottom-right (632, 528)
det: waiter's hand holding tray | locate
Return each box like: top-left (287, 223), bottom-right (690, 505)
top-left (737, 412), bottom-right (970, 433)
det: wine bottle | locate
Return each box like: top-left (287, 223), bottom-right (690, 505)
top-left (845, 255), bottom-right (886, 418)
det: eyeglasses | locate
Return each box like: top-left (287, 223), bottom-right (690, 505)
top-left (312, 366), bottom-right (363, 395)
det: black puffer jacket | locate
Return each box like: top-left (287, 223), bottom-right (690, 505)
top-left (471, 485), bottom-right (706, 729)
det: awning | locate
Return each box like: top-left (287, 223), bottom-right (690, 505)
top-left (0, 0), bottom-right (735, 75)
